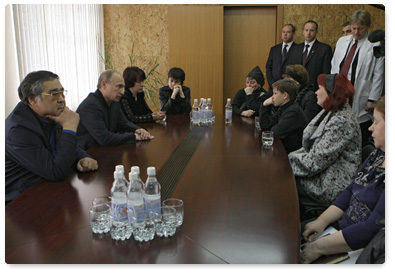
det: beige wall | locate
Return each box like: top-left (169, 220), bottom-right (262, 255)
top-left (103, 4), bottom-right (385, 111)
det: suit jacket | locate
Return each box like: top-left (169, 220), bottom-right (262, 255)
top-left (331, 34), bottom-right (384, 123)
top-left (287, 39), bottom-right (333, 90)
top-left (266, 42), bottom-right (297, 88)
top-left (77, 89), bottom-right (141, 150)
top-left (159, 85), bottom-right (192, 114)
top-left (5, 102), bottom-right (89, 203)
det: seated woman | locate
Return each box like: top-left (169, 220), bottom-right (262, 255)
top-left (300, 96), bottom-right (385, 264)
top-left (288, 74), bottom-right (361, 206)
top-left (159, 67), bottom-right (191, 114)
top-left (282, 64), bottom-right (322, 123)
top-left (121, 66), bottom-right (166, 123)
top-left (232, 66), bottom-right (271, 117)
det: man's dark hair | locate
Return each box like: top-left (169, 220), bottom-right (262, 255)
top-left (18, 70), bottom-right (59, 105)
top-left (304, 20), bottom-right (318, 31)
top-left (168, 67), bottom-right (185, 85)
top-left (284, 23), bottom-right (296, 33)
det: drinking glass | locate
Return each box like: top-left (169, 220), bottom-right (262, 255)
top-left (163, 198), bottom-right (184, 227)
top-left (90, 204), bottom-right (112, 234)
top-left (131, 215), bottom-right (155, 242)
top-left (255, 116), bottom-right (261, 130)
top-left (262, 131), bottom-right (274, 147)
top-left (92, 196), bottom-right (111, 206)
top-left (154, 206), bottom-right (177, 237)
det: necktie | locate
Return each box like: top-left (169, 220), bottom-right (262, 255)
top-left (340, 40), bottom-right (358, 76)
top-left (282, 44), bottom-right (288, 63)
top-left (302, 44), bottom-right (310, 66)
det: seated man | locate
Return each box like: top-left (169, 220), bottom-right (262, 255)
top-left (259, 78), bottom-right (307, 153)
top-left (77, 70), bottom-right (153, 150)
top-left (232, 66), bottom-right (271, 117)
top-left (5, 70), bottom-right (98, 204)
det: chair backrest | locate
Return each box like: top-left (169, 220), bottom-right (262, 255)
top-left (362, 140), bottom-right (376, 163)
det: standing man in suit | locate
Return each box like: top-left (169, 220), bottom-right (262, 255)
top-left (77, 70), bottom-right (154, 150)
top-left (266, 24), bottom-right (297, 91)
top-left (287, 20), bottom-right (333, 91)
top-left (331, 9), bottom-right (384, 146)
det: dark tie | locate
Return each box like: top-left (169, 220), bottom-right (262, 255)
top-left (340, 40), bottom-right (358, 76)
top-left (282, 44), bottom-right (288, 63)
top-left (302, 44), bottom-right (310, 66)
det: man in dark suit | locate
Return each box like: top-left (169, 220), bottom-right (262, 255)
top-left (266, 24), bottom-right (297, 90)
top-left (77, 70), bottom-right (154, 150)
top-left (287, 20), bottom-right (332, 91)
top-left (5, 70), bottom-right (98, 204)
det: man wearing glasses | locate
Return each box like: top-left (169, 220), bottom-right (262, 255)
top-left (5, 70), bottom-right (98, 204)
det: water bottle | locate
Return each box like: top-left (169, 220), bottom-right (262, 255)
top-left (201, 99), bottom-right (208, 126)
top-left (207, 98), bottom-right (213, 125)
top-left (198, 98), bottom-right (204, 126)
top-left (225, 98), bottom-right (232, 124)
top-left (131, 166), bottom-right (144, 186)
top-left (115, 165), bottom-right (129, 186)
top-left (127, 171), bottom-right (145, 227)
top-left (111, 170), bottom-right (131, 240)
top-left (192, 98), bottom-right (200, 126)
top-left (144, 167), bottom-right (161, 219)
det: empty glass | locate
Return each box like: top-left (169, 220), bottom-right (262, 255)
top-left (92, 196), bottom-right (111, 206)
top-left (154, 206), bottom-right (177, 237)
top-left (262, 131), bottom-right (274, 147)
top-left (163, 198), bottom-right (184, 227)
top-left (90, 204), bottom-right (112, 234)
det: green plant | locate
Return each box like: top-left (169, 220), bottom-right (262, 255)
top-left (100, 42), bottom-right (165, 110)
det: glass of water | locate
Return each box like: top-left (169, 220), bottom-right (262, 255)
top-left (132, 216), bottom-right (155, 242)
top-left (163, 198), bottom-right (184, 227)
top-left (154, 206), bottom-right (177, 238)
top-left (90, 204), bottom-right (112, 234)
top-left (255, 116), bottom-right (261, 130)
top-left (262, 131), bottom-right (274, 148)
top-left (92, 196), bottom-right (111, 206)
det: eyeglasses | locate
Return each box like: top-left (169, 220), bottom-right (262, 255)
top-left (41, 90), bottom-right (68, 98)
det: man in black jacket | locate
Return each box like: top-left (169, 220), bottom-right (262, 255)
top-left (287, 20), bottom-right (332, 91)
top-left (5, 71), bottom-right (98, 204)
top-left (77, 70), bottom-right (153, 150)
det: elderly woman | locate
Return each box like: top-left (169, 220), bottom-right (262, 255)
top-left (288, 73), bottom-right (361, 206)
top-left (300, 96), bottom-right (385, 263)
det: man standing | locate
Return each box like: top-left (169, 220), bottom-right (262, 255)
top-left (341, 21), bottom-right (352, 37)
top-left (331, 9), bottom-right (384, 146)
top-left (77, 70), bottom-right (153, 150)
top-left (266, 24), bottom-right (297, 90)
top-left (5, 71), bottom-right (98, 204)
top-left (287, 20), bottom-right (333, 91)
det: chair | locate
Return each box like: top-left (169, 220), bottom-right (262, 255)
top-left (299, 196), bottom-right (327, 222)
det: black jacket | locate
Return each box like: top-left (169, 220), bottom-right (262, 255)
top-left (159, 85), bottom-right (192, 114)
top-left (232, 87), bottom-right (272, 116)
top-left (266, 42), bottom-right (297, 88)
top-left (77, 89), bottom-right (141, 150)
top-left (259, 101), bottom-right (307, 153)
top-left (5, 102), bottom-right (89, 203)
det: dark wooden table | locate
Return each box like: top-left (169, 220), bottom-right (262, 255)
top-left (5, 114), bottom-right (300, 264)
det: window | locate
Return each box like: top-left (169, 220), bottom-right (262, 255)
top-left (12, 4), bottom-right (105, 110)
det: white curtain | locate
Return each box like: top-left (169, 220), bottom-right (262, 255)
top-left (12, 4), bottom-right (105, 110)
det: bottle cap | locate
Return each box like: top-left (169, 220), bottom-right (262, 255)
top-left (147, 166), bottom-right (156, 176)
top-left (131, 166), bottom-right (140, 174)
top-left (194, 98), bottom-right (198, 102)
top-left (227, 98), bottom-right (231, 102)
top-left (129, 171), bottom-right (138, 181)
top-left (208, 98), bottom-right (211, 101)
top-left (114, 171), bottom-right (123, 179)
top-left (115, 165), bottom-right (124, 173)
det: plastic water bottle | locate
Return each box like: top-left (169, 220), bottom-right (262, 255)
top-left (192, 98), bottom-right (200, 126)
top-left (131, 166), bottom-right (144, 186)
top-left (115, 165), bottom-right (129, 186)
top-left (144, 167), bottom-right (161, 219)
top-left (207, 98), bottom-right (213, 125)
top-left (127, 171), bottom-right (145, 227)
top-left (201, 99), bottom-right (208, 126)
top-left (198, 98), bottom-right (204, 126)
top-left (111, 171), bottom-right (131, 240)
top-left (225, 98), bottom-right (232, 124)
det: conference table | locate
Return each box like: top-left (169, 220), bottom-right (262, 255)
top-left (5, 114), bottom-right (300, 264)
